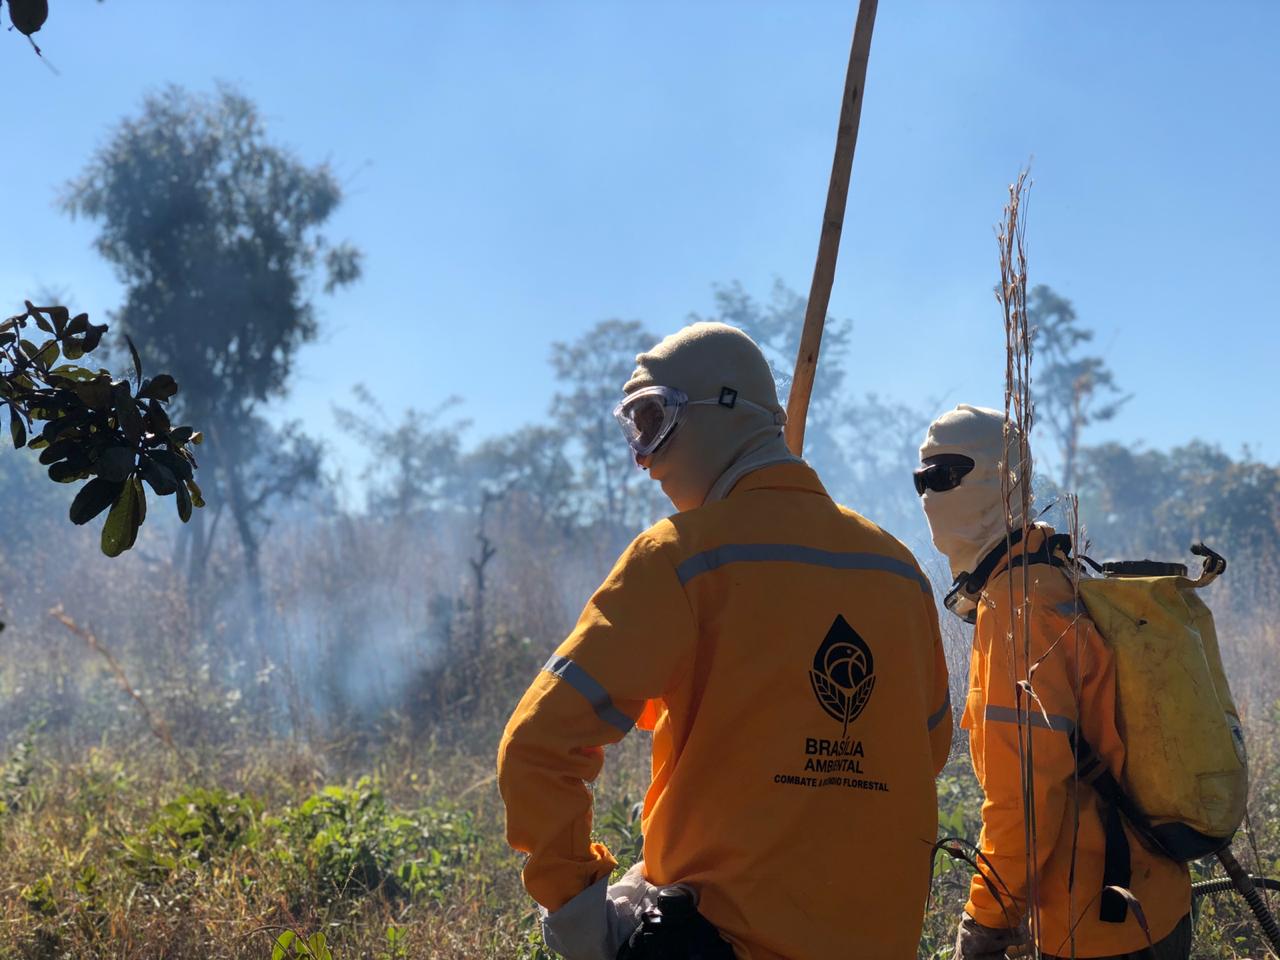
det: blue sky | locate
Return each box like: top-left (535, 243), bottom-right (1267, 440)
top-left (2, 0), bottom-right (1277, 492)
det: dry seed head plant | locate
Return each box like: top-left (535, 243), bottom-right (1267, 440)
top-left (995, 169), bottom-right (1049, 950)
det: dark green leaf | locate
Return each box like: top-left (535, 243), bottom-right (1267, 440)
top-left (27, 403), bottom-right (64, 420)
top-left (145, 398), bottom-right (171, 434)
top-left (134, 476), bottom-right (147, 527)
top-left (114, 387), bottom-right (145, 444)
top-left (175, 480), bottom-right (193, 523)
top-left (170, 426), bottom-right (194, 444)
top-left (9, 413), bottom-right (26, 449)
top-left (66, 313), bottom-right (89, 336)
top-left (81, 323), bottom-right (107, 354)
top-left (48, 460), bottom-right (87, 483)
top-left (72, 377), bottom-right (114, 410)
top-left (138, 375), bottom-right (178, 402)
top-left (95, 446), bottom-right (136, 482)
top-left (49, 364), bottom-right (96, 382)
top-left (34, 339), bottom-right (59, 367)
top-left (101, 480), bottom-right (140, 557)
top-left (33, 312), bottom-right (53, 334)
top-left (42, 413), bottom-right (84, 443)
top-left (62, 339), bottom-right (85, 361)
top-left (125, 335), bottom-right (143, 387)
top-left (139, 456), bottom-right (178, 495)
top-left (151, 448), bottom-right (194, 481)
top-left (186, 479), bottom-right (206, 508)
top-left (70, 477), bottom-right (125, 526)
top-left (38, 438), bottom-right (76, 466)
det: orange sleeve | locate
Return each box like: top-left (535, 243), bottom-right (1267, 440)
top-left (924, 584), bottom-right (953, 776)
top-left (966, 586), bottom-right (1101, 928)
top-left (496, 529), bottom-right (697, 910)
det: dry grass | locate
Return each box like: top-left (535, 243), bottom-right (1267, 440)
top-left (1, 441), bottom-right (1278, 958)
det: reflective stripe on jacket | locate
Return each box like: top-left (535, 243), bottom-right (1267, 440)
top-left (498, 462), bottom-right (951, 960)
top-left (964, 526), bottom-right (1190, 957)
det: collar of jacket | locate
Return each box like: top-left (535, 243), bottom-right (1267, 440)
top-left (945, 524), bottom-right (1059, 623)
top-left (985, 524), bottom-right (1055, 582)
top-left (725, 460), bottom-right (830, 499)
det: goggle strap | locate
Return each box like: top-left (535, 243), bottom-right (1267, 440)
top-left (688, 395), bottom-right (785, 424)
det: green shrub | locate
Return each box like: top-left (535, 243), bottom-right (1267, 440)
top-left (1, 726), bottom-right (39, 815)
top-left (595, 796), bottom-right (644, 879)
top-left (271, 776), bottom-right (477, 901)
top-left (122, 786), bottom-right (261, 882)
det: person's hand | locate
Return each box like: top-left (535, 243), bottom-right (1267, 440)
top-left (607, 862), bottom-right (659, 924)
top-left (954, 913), bottom-right (1031, 960)
top-left (540, 863), bottom-right (657, 960)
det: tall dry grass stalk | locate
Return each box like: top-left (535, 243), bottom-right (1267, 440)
top-left (1063, 493), bottom-right (1087, 960)
top-left (996, 168), bottom-right (1043, 953)
top-left (50, 605), bottom-right (193, 774)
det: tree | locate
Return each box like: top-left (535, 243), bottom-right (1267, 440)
top-left (62, 85), bottom-right (362, 622)
top-left (549, 318), bottom-right (663, 536)
top-left (1027, 285), bottom-right (1129, 491)
top-left (462, 427), bottom-right (577, 530)
top-left (1077, 440), bottom-right (1280, 563)
top-left (334, 386), bottom-right (469, 520)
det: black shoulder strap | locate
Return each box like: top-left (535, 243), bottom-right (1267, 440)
top-left (1006, 533), bottom-right (1074, 575)
top-left (960, 527), bottom-right (1026, 595)
top-left (955, 529), bottom-right (1075, 599)
top-left (1070, 731), bottom-right (1170, 924)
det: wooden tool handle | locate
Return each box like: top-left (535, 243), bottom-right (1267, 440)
top-left (785, 0), bottom-right (878, 456)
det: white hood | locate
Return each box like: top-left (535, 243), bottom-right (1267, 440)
top-left (625, 322), bottom-right (797, 511)
top-left (918, 404), bottom-right (1031, 583)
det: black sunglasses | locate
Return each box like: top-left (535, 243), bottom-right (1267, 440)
top-left (913, 457), bottom-right (975, 496)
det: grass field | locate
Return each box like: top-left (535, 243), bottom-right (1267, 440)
top-left (1, 513), bottom-right (1277, 958)
top-left (2, 689), bottom-right (1278, 959)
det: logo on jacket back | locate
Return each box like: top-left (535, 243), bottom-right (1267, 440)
top-left (810, 615), bottom-right (876, 738)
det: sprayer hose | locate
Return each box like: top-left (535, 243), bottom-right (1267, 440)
top-left (1192, 876), bottom-right (1280, 898)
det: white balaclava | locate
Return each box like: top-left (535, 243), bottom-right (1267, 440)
top-left (918, 404), bottom-right (1032, 582)
top-left (623, 322), bottom-right (797, 512)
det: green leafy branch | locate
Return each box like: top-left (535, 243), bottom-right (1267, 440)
top-left (271, 930), bottom-right (332, 960)
top-left (1, 301), bottom-right (203, 556)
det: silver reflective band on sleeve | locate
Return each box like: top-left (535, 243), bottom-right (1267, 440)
top-left (542, 655), bottom-right (635, 735)
top-left (676, 543), bottom-right (931, 594)
top-left (928, 689), bottom-right (952, 732)
top-left (985, 704), bottom-right (1075, 733)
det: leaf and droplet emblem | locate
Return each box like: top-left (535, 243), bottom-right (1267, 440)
top-left (809, 615), bottom-right (876, 737)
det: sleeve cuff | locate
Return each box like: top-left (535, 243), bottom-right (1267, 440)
top-left (525, 841), bottom-right (618, 912)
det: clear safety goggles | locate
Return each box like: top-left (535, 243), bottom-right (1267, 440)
top-left (613, 385), bottom-right (779, 458)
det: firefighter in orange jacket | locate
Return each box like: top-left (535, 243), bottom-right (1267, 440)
top-left (916, 405), bottom-right (1191, 960)
top-left (498, 322), bottom-right (953, 960)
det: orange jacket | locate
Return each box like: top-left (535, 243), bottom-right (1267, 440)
top-left (498, 463), bottom-right (951, 959)
top-left (963, 527), bottom-right (1190, 957)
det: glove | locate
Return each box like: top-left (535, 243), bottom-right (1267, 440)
top-left (953, 913), bottom-right (1031, 960)
top-left (607, 862), bottom-right (660, 922)
top-left (540, 863), bottom-right (658, 960)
